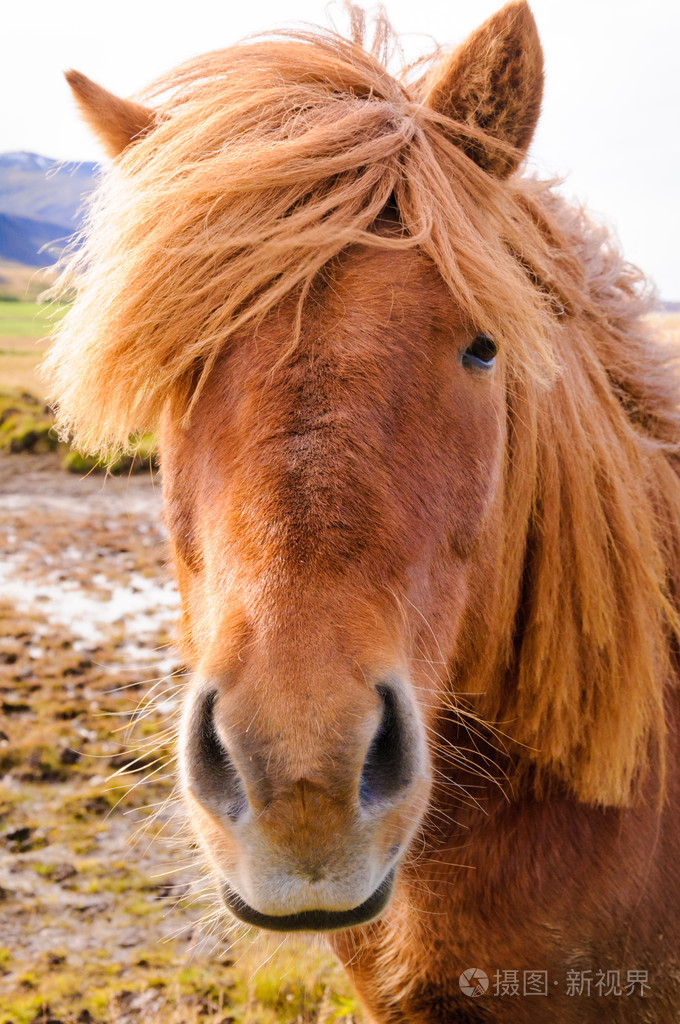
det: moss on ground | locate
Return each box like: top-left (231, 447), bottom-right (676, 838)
top-left (0, 390), bottom-right (58, 454)
top-left (61, 435), bottom-right (158, 476)
top-left (0, 387), bottom-right (158, 471)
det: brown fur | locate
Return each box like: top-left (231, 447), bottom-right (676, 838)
top-left (424, 1), bottom-right (544, 177)
top-left (64, 70), bottom-right (155, 158)
top-left (46, 3), bottom-right (680, 1020)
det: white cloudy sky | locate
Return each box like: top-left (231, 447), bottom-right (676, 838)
top-left (3, 0), bottom-right (679, 297)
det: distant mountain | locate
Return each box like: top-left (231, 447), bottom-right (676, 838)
top-left (0, 152), bottom-right (98, 269)
top-left (0, 212), bottom-right (74, 267)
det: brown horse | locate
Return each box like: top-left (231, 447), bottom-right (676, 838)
top-left (46, 2), bottom-right (680, 1020)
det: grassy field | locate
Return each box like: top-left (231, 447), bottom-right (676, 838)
top-left (0, 300), bottom-right (67, 393)
top-left (0, 301), bottom-right (158, 470)
top-left (0, 260), bottom-right (57, 302)
top-left (0, 300), bottom-right (66, 339)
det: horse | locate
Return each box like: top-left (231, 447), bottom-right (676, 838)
top-left (45, 2), bottom-right (680, 1020)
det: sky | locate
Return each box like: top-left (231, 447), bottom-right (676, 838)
top-left (2, 0), bottom-right (679, 297)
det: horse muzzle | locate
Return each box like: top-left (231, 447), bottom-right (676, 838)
top-left (179, 674), bottom-right (429, 931)
top-left (220, 867), bottom-right (396, 932)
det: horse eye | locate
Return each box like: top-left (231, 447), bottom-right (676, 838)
top-left (462, 334), bottom-right (497, 371)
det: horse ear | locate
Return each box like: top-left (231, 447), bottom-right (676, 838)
top-left (424, 0), bottom-right (544, 178)
top-left (65, 70), bottom-right (156, 159)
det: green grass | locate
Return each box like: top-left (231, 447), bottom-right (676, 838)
top-left (0, 298), bottom-right (159, 471)
top-left (0, 299), bottom-right (67, 339)
top-left (0, 389), bottom-right (58, 453)
top-left (0, 387), bottom-right (158, 468)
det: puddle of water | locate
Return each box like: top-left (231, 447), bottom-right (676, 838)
top-left (0, 563), bottom-right (179, 647)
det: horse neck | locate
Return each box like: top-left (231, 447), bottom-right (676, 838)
top-left (439, 347), bottom-right (680, 810)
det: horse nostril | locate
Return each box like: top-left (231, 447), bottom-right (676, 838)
top-left (359, 684), bottom-right (415, 808)
top-left (186, 690), bottom-right (248, 821)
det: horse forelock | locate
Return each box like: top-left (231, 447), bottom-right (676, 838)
top-left (45, 10), bottom-right (680, 809)
top-left (44, 11), bottom-right (561, 454)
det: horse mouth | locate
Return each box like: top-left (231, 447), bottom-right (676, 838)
top-left (220, 868), bottom-right (395, 932)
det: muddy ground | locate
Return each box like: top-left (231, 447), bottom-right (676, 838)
top-left (0, 454), bottom-right (358, 1024)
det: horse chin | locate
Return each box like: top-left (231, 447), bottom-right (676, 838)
top-left (220, 867), bottom-right (396, 933)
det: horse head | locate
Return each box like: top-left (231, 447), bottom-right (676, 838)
top-left (49, 1), bottom-right (678, 942)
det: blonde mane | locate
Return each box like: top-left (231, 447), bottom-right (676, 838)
top-left (45, 10), bottom-right (680, 807)
top-left (45, 12), bottom-right (563, 450)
